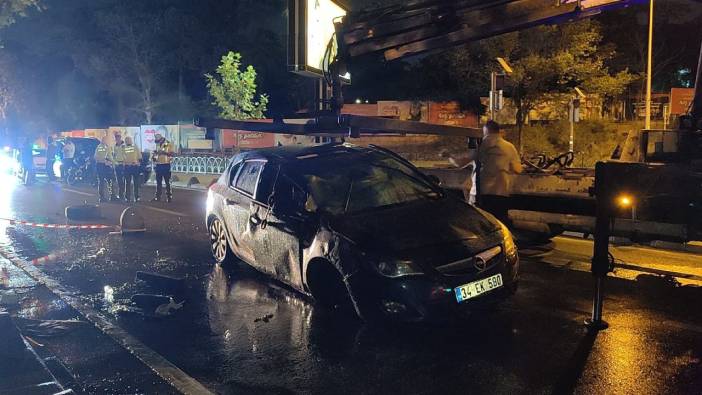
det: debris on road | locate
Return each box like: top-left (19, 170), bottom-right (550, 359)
top-left (65, 204), bottom-right (101, 221)
top-left (135, 271), bottom-right (185, 294)
top-left (130, 294), bottom-right (184, 317)
top-left (254, 313), bottom-right (274, 323)
top-left (22, 319), bottom-right (86, 338)
top-left (154, 298), bottom-right (184, 317)
top-left (87, 248), bottom-right (107, 260)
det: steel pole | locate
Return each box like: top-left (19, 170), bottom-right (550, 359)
top-left (645, 0), bottom-right (654, 130)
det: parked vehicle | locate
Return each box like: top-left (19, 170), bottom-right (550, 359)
top-left (12, 146), bottom-right (46, 184)
top-left (205, 143), bottom-right (519, 322)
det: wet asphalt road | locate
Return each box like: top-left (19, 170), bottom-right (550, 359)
top-left (1, 173), bottom-right (702, 394)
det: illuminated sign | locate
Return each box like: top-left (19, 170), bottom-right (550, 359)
top-left (288, 0), bottom-right (349, 80)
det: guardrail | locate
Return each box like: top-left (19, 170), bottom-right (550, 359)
top-left (170, 156), bottom-right (229, 174)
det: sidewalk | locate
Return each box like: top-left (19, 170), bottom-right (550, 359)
top-left (1, 259), bottom-right (72, 395)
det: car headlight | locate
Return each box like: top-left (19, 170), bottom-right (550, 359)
top-left (499, 221), bottom-right (517, 259)
top-left (374, 259), bottom-right (423, 278)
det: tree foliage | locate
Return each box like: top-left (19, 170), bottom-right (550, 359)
top-left (205, 52), bottom-right (268, 120)
top-left (0, 0), bottom-right (40, 30)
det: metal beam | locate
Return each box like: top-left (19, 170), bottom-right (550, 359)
top-left (195, 115), bottom-right (481, 138)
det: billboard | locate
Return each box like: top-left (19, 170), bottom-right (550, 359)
top-left (288, 0), bottom-right (348, 79)
top-left (140, 125), bottom-right (178, 153)
top-left (428, 102), bottom-right (478, 127)
top-left (237, 132), bottom-right (276, 149)
top-left (377, 101), bottom-right (428, 122)
top-left (670, 88), bottom-right (695, 115)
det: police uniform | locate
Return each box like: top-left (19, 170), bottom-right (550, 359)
top-left (123, 143), bottom-right (141, 202)
top-left (113, 141), bottom-right (126, 200)
top-left (152, 138), bottom-right (174, 202)
top-left (94, 143), bottom-right (115, 202)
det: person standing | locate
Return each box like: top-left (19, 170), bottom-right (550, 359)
top-left (123, 136), bottom-right (141, 202)
top-left (61, 139), bottom-right (75, 182)
top-left (442, 120), bottom-right (523, 226)
top-left (46, 137), bottom-right (57, 181)
top-left (94, 137), bottom-right (115, 202)
top-left (20, 138), bottom-right (35, 186)
top-left (151, 133), bottom-right (174, 202)
top-left (112, 133), bottom-right (126, 201)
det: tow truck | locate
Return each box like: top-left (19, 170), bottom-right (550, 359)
top-left (197, 0), bottom-right (702, 328)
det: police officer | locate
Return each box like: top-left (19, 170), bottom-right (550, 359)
top-left (151, 133), bottom-right (174, 202)
top-left (112, 133), bottom-right (126, 201)
top-left (123, 136), bottom-right (141, 202)
top-left (94, 136), bottom-right (115, 202)
top-left (442, 120), bottom-right (523, 225)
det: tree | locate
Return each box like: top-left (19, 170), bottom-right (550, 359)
top-left (205, 51), bottom-right (268, 120)
top-left (479, 20), bottom-right (637, 148)
top-left (0, 0), bottom-right (40, 30)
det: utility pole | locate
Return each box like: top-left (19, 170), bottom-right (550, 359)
top-left (645, 0), bottom-right (654, 130)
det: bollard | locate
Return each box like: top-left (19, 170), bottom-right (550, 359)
top-left (119, 207), bottom-right (146, 234)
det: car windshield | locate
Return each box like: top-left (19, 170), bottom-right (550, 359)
top-left (294, 152), bottom-right (440, 215)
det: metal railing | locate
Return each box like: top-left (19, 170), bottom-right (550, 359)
top-left (170, 156), bottom-right (229, 174)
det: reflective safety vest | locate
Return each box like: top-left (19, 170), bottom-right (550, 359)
top-left (152, 140), bottom-right (173, 164)
top-left (123, 145), bottom-right (140, 165)
top-left (94, 144), bottom-right (112, 164)
top-left (113, 142), bottom-right (126, 164)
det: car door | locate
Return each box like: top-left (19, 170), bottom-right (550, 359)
top-left (250, 165), bottom-right (305, 289)
top-left (222, 159), bottom-right (266, 268)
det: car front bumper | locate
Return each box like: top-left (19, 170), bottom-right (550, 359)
top-left (348, 254), bottom-right (519, 322)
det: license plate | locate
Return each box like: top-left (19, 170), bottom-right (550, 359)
top-left (454, 274), bottom-right (503, 303)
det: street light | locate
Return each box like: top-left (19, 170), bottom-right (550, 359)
top-left (645, 0), bottom-right (654, 130)
top-left (569, 87), bottom-right (586, 153)
top-left (490, 57), bottom-right (513, 120)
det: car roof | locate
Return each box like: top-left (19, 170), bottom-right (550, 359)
top-left (238, 143), bottom-right (377, 163)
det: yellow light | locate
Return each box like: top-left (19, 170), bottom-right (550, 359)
top-left (617, 195), bottom-right (633, 208)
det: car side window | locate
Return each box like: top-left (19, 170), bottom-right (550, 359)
top-left (255, 163), bottom-right (278, 204)
top-left (228, 161), bottom-right (243, 187)
top-left (234, 160), bottom-right (264, 196)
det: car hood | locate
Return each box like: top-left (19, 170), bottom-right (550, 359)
top-left (330, 197), bottom-right (502, 263)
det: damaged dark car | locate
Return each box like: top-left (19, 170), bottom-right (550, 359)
top-left (206, 143), bottom-right (519, 321)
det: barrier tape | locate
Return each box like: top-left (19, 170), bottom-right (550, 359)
top-left (0, 247), bottom-right (65, 267)
top-left (0, 218), bottom-right (114, 230)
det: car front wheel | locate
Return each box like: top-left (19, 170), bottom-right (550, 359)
top-left (209, 217), bottom-right (234, 265)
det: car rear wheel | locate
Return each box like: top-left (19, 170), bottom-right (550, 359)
top-left (209, 217), bottom-right (234, 265)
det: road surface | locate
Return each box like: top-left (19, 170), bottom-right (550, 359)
top-left (1, 173), bottom-right (701, 394)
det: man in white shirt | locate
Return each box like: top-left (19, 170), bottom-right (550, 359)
top-left (443, 120), bottom-right (523, 225)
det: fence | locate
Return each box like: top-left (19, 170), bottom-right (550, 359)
top-left (170, 156), bottom-right (229, 174)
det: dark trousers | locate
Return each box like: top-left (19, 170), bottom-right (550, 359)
top-left (61, 159), bottom-right (74, 182)
top-left (155, 163), bottom-right (172, 200)
top-left (96, 163), bottom-right (115, 200)
top-left (114, 164), bottom-right (126, 199)
top-left (478, 194), bottom-right (511, 227)
top-left (46, 160), bottom-right (56, 180)
top-left (125, 165), bottom-right (140, 201)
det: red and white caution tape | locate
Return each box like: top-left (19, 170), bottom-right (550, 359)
top-left (0, 217), bottom-right (114, 230)
top-left (0, 246), bottom-right (65, 267)
top-left (31, 252), bottom-right (64, 266)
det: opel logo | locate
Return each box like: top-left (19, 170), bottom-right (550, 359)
top-left (474, 256), bottom-right (487, 271)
